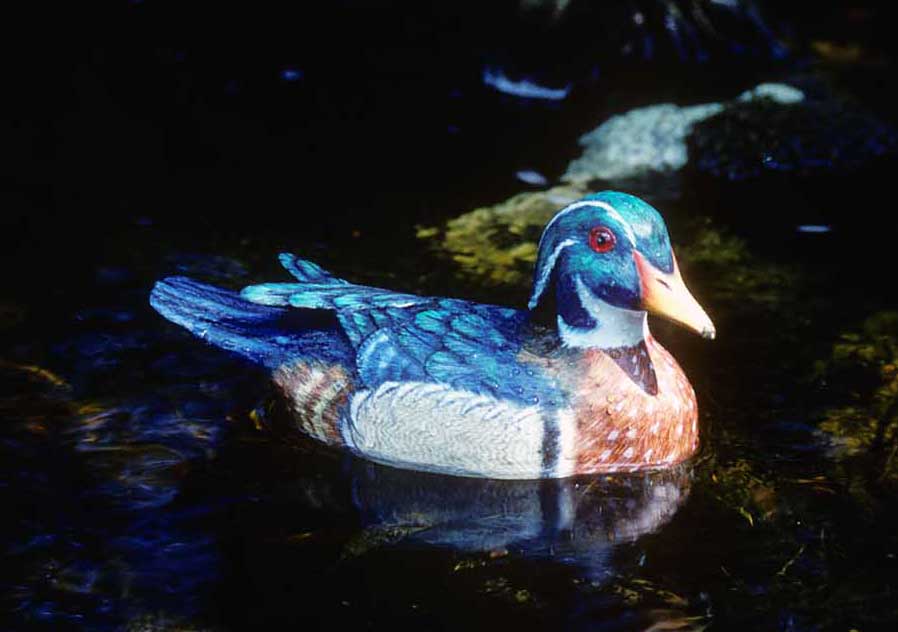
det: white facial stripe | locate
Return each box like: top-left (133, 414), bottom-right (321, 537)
top-left (539, 200), bottom-right (637, 250)
top-left (528, 238), bottom-right (575, 309)
top-left (600, 204), bottom-right (638, 246)
top-left (558, 275), bottom-right (647, 349)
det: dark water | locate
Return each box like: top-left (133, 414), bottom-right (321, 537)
top-left (5, 2), bottom-right (898, 630)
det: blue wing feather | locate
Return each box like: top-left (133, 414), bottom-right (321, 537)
top-left (414, 310), bottom-right (449, 335)
top-left (338, 311), bottom-right (376, 347)
top-left (356, 329), bottom-right (427, 385)
top-left (395, 326), bottom-right (443, 364)
top-left (393, 301), bottom-right (562, 406)
top-left (150, 276), bottom-right (352, 370)
top-left (279, 253), bottom-right (349, 285)
top-left (240, 282), bottom-right (303, 306)
top-left (425, 350), bottom-right (482, 393)
top-left (237, 255), bottom-right (564, 406)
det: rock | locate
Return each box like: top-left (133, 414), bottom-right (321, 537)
top-left (689, 97), bottom-right (898, 181)
top-left (562, 82), bottom-right (805, 185)
top-left (563, 102), bottom-right (724, 183)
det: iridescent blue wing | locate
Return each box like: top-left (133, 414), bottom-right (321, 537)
top-left (241, 256), bottom-right (564, 406)
top-left (278, 253), bottom-right (350, 285)
top-left (241, 253), bottom-right (431, 346)
top-left (242, 284), bottom-right (429, 348)
top-left (400, 301), bottom-right (563, 407)
top-left (151, 276), bottom-right (354, 370)
top-left (351, 300), bottom-right (524, 389)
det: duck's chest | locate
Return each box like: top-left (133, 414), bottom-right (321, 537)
top-left (550, 336), bottom-right (699, 476)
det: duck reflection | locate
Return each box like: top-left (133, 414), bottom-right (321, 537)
top-left (343, 458), bottom-right (692, 572)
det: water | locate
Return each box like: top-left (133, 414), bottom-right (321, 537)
top-left (5, 2), bottom-right (898, 630)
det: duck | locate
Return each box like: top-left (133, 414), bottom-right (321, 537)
top-left (150, 191), bottom-right (715, 480)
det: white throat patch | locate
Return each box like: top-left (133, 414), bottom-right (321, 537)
top-left (558, 275), bottom-right (647, 349)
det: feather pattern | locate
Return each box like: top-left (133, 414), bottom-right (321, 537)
top-left (278, 253), bottom-right (350, 285)
top-left (150, 276), bottom-right (352, 370)
top-left (240, 258), bottom-right (565, 407)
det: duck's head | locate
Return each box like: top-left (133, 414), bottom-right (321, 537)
top-left (528, 191), bottom-right (715, 348)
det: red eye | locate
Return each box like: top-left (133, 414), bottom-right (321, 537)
top-left (588, 226), bottom-right (616, 253)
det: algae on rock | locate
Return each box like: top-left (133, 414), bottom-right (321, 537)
top-left (421, 185), bottom-right (586, 287)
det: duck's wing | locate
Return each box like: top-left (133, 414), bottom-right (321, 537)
top-left (278, 253), bottom-right (351, 285)
top-left (241, 256), bottom-right (563, 407)
top-left (241, 254), bottom-right (427, 318)
top-left (151, 276), bottom-right (353, 370)
top-left (385, 301), bottom-right (563, 407)
top-left (357, 299), bottom-right (559, 405)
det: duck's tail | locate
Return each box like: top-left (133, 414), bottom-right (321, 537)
top-left (150, 276), bottom-right (313, 370)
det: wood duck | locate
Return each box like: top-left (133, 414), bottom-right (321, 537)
top-left (151, 191), bottom-right (714, 479)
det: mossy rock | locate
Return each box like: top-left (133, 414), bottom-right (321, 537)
top-left (420, 185), bottom-right (587, 287)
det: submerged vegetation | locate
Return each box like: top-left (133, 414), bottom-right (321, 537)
top-left (815, 312), bottom-right (898, 485)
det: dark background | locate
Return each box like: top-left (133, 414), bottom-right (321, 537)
top-left (8, 1), bottom-right (898, 300)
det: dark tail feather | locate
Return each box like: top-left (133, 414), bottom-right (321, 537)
top-left (150, 276), bottom-right (310, 370)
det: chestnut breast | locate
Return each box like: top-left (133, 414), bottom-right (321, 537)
top-left (557, 335), bottom-right (699, 474)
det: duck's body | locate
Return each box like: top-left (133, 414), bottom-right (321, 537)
top-left (151, 192), bottom-right (713, 479)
